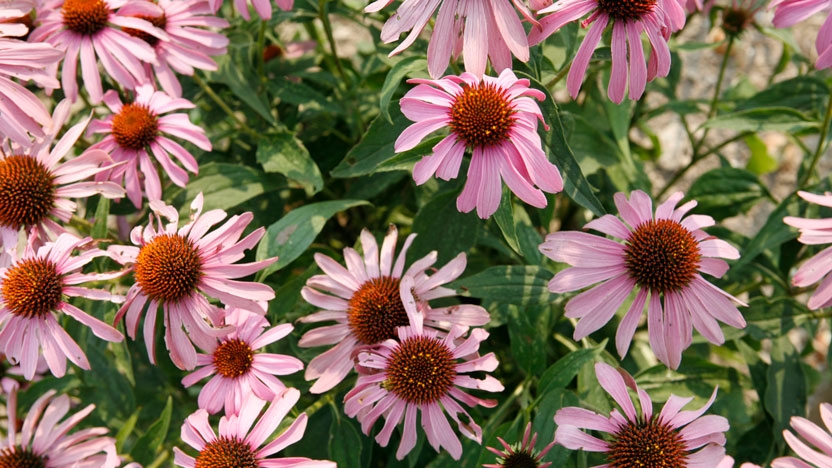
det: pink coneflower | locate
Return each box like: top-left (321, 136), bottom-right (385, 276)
top-left (484, 422), bottom-right (556, 468)
top-left (366, 0), bottom-right (533, 79)
top-left (539, 190), bottom-right (746, 369)
top-left (88, 84), bottom-right (211, 208)
top-left (0, 35), bottom-right (62, 146)
top-left (173, 387), bottom-right (336, 468)
top-left (1, 386), bottom-right (119, 467)
top-left (345, 318), bottom-right (503, 460)
top-left (395, 68), bottom-right (563, 219)
top-left (784, 191), bottom-right (832, 310)
top-left (719, 456), bottom-right (763, 468)
top-left (181, 307), bottom-right (303, 415)
top-left (528, 0), bottom-right (686, 103)
top-left (207, 0), bottom-right (293, 20)
top-left (109, 193), bottom-right (277, 370)
top-left (0, 100), bottom-right (125, 252)
top-left (770, 0), bottom-right (831, 69)
top-left (770, 402), bottom-right (832, 468)
top-left (0, 233), bottom-right (124, 380)
top-left (0, 1), bottom-right (35, 37)
top-left (554, 362), bottom-right (728, 467)
top-left (298, 224), bottom-right (490, 393)
top-left (30, 0), bottom-right (167, 104)
top-left (119, 0), bottom-right (229, 98)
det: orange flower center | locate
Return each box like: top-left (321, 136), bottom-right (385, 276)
top-left (624, 219), bottom-right (701, 293)
top-left (0, 447), bottom-right (47, 468)
top-left (112, 103), bottom-right (159, 151)
top-left (213, 339), bottom-right (254, 378)
top-left (597, 0), bottom-right (657, 20)
top-left (0, 155), bottom-right (56, 229)
top-left (607, 417), bottom-right (688, 467)
top-left (2, 258), bottom-right (62, 319)
top-left (135, 234), bottom-right (202, 304)
top-left (122, 14), bottom-right (167, 47)
top-left (195, 437), bottom-right (257, 468)
top-left (449, 82), bottom-right (516, 148)
top-left (61, 0), bottom-right (110, 36)
top-left (347, 276), bottom-right (409, 345)
top-left (385, 335), bottom-right (456, 405)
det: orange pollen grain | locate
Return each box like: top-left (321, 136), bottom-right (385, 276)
top-left (0, 155), bottom-right (56, 229)
top-left (213, 339), bottom-right (254, 378)
top-left (134, 234), bottom-right (202, 304)
top-left (2, 258), bottom-right (62, 319)
top-left (195, 436), bottom-right (258, 468)
top-left (624, 218), bottom-right (701, 293)
top-left (112, 103), bottom-right (159, 151)
top-left (62, 0), bottom-right (110, 35)
top-left (122, 14), bottom-right (166, 47)
top-left (606, 417), bottom-right (688, 468)
top-left (347, 276), bottom-right (409, 345)
top-left (596, 0), bottom-right (657, 20)
top-left (449, 82), bottom-right (516, 148)
top-left (0, 447), bottom-right (47, 468)
top-left (385, 335), bottom-right (456, 405)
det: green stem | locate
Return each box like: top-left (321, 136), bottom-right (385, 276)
top-left (657, 131), bottom-right (752, 198)
top-left (692, 36), bottom-right (735, 155)
top-left (191, 74), bottom-right (260, 139)
top-left (799, 90), bottom-right (832, 188)
top-left (256, 21), bottom-right (266, 82)
top-left (302, 392), bottom-right (334, 419)
top-left (318, 0), bottom-right (349, 88)
top-left (545, 58), bottom-right (574, 89)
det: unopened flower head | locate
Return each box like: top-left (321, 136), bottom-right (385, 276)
top-left (554, 362), bottom-right (728, 467)
top-left (298, 224), bottom-right (490, 393)
top-left (395, 69), bottom-right (563, 219)
top-left (484, 422), bottom-right (556, 468)
top-left (365, 0), bottom-right (534, 78)
top-left (173, 387), bottom-right (336, 468)
top-left (528, 0), bottom-right (686, 103)
top-left (539, 190), bottom-right (746, 369)
top-left (110, 193), bottom-right (277, 370)
top-left (182, 307), bottom-right (304, 415)
top-left (88, 84), bottom-right (211, 208)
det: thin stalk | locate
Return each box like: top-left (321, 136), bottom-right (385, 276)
top-left (318, 0), bottom-right (349, 88)
top-left (545, 58), bottom-right (574, 89)
top-left (692, 36), bottom-right (735, 155)
top-left (256, 20), bottom-right (266, 82)
top-left (799, 90), bottom-right (832, 188)
top-left (657, 131), bottom-right (752, 198)
top-left (192, 74), bottom-right (260, 139)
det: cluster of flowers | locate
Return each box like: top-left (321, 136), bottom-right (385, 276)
top-left (0, 0), bottom-right (830, 466)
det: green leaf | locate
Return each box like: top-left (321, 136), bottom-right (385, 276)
top-left (508, 305), bottom-right (551, 375)
top-left (737, 75), bottom-right (830, 116)
top-left (687, 167), bottom-right (770, 220)
top-left (209, 33), bottom-right (276, 124)
top-left (452, 265), bottom-right (554, 306)
top-left (517, 72), bottom-right (606, 217)
top-left (735, 191), bottom-right (801, 268)
top-left (379, 56), bottom-right (427, 123)
top-left (115, 410), bottom-right (139, 453)
top-left (536, 343), bottom-right (606, 397)
top-left (764, 335), bottom-right (806, 447)
top-left (744, 134), bottom-right (778, 175)
top-left (131, 397), bottom-right (172, 466)
top-left (742, 297), bottom-right (812, 340)
top-left (409, 191), bottom-right (481, 265)
top-left (328, 406), bottom-right (363, 468)
top-left (703, 107), bottom-right (818, 133)
top-left (330, 105), bottom-right (414, 178)
top-left (169, 162), bottom-right (282, 216)
top-left (92, 197), bottom-right (110, 239)
top-left (256, 131), bottom-right (323, 195)
top-left (267, 77), bottom-right (340, 114)
top-left (256, 199), bottom-right (370, 279)
top-left (494, 189), bottom-right (521, 255)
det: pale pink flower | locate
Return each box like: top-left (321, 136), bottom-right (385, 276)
top-left (173, 387), bottom-right (336, 468)
top-left (298, 224), bottom-right (490, 393)
top-left (539, 190), bottom-right (746, 369)
top-left (784, 191), bottom-right (832, 309)
top-left (771, 402), bottom-right (832, 468)
top-left (484, 422), bottom-right (556, 468)
top-left (109, 193), bottom-right (277, 371)
top-left (554, 362), bottom-right (728, 467)
top-left (207, 0), bottom-right (293, 20)
top-left (0, 35), bottom-right (61, 145)
top-left (181, 307), bottom-right (303, 415)
top-left (770, 0), bottom-right (832, 69)
top-left (30, 0), bottom-right (168, 103)
top-left (528, 0), bottom-right (686, 103)
top-left (120, 0), bottom-right (229, 97)
top-left (395, 68), bottom-right (563, 219)
top-left (366, 0), bottom-right (533, 78)
top-left (0, 1), bottom-right (35, 37)
top-left (0, 233), bottom-right (124, 380)
top-left (344, 316), bottom-right (503, 460)
top-left (1, 385), bottom-right (119, 467)
top-left (0, 99), bottom-right (125, 252)
top-left (719, 456), bottom-right (764, 468)
top-left (88, 84), bottom-right (211, 208)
